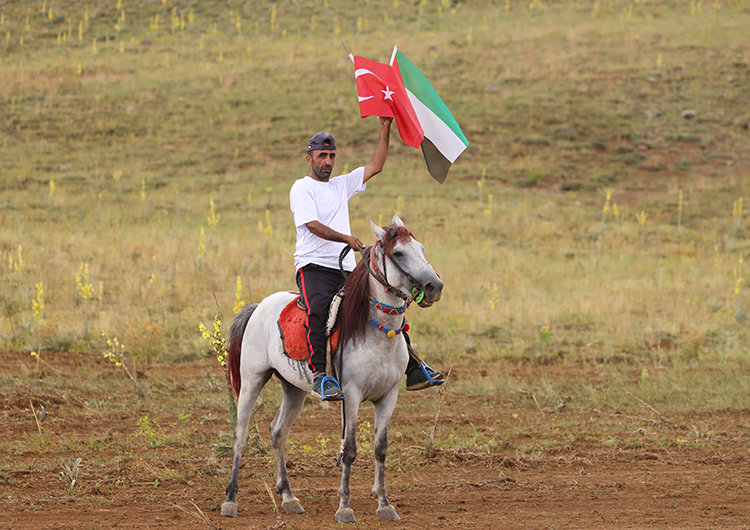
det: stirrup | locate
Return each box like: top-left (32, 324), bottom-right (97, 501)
top-left (320, 375), bottom-right (344, 401)
top-left (421, 363), bottom-right (444, 386)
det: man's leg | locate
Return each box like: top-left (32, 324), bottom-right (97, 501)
top-left (403, 332), bottom-right (445, 391)
top-left (297, 264), bottom-right (345, 399)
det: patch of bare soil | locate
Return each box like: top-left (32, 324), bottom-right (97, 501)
top-left (1, 351), bottom-right (749, 529)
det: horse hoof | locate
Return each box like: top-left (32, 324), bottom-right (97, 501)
top-left (336, 508), bottom-right (357, 523)
top-left (220, 501), bottom-right (238, 517)
top-left (282, 498), bottom-right (305, 514)
top-left (376, 506), bottom-right (401, 521)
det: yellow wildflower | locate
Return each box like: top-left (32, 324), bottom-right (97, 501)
top-left (234, 276), bottom-right (245, 314)
top-left (197, 227), bottom-right (206, 257)
top-left (206, 198), bottom-right (219, 227)
top-left (32, 282), bottom-right (45, 320)
top-left (75, 263), bottom-right (94, 300)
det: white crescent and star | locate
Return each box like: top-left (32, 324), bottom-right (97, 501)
top-left (355, 67), bottom-right (395, 102)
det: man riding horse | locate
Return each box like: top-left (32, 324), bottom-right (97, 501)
top-left (289, 117), bottom-right (445, 400)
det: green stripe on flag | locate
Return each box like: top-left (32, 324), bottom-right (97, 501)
top-left (395, 50), bottom-right (468, 147)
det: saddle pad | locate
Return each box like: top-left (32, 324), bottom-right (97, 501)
top-left (278, 296), bottom-right (340, 361)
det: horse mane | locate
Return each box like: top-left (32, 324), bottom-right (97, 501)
top-left (339, 254), bottom-right (371, 348)
top-left (339, 224), bottom-right (415, 348)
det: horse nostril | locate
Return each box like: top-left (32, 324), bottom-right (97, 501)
top-left (424, 281), bottom-right (442, 297)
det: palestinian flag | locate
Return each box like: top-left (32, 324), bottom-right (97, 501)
top-left (353, 47), bottom-right (469, 183)
top-left (393, 50), bottom-right (469, 183)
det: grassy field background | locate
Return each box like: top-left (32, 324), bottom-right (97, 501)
top-left (3, 0), bottom-right (750, 411)
top-left (5, 2), bottom-right (750, 526)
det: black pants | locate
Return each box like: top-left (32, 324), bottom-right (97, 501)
top-left (296, 264), bottom-right (346, 373)
top-left (296, 264), bottom-right (420, 375)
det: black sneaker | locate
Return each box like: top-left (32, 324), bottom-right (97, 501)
top-left (312, 372), bottom-right (344, 401)
top-left (405, 364), bottom-right (445, 391)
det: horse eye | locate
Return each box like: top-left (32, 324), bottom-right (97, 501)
top-left (392, 250), bottom-right (403, 258)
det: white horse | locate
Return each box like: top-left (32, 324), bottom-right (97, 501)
top-left (220, 215), bottom-right (443, 523)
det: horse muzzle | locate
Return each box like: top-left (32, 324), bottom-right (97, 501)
top-left (416, 276), bottom-right (443, 307)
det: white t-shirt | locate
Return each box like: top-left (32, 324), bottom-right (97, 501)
top-left (289, 166), bottom-right (366, 272)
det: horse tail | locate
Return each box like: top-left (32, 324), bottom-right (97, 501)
top-left (228, 303), bottom-right (259, 397)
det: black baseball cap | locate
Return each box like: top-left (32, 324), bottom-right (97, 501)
top-left (308, 132), bottom-right (336, 152)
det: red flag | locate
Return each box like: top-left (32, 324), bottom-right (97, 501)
top-left (353, 55), bottom-right (424, 148)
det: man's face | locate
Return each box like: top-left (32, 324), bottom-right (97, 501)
top-left (307, 150), bottom-right (336, 181)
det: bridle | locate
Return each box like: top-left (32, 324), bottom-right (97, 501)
top-left (337, 232), bottom-right (426, 338)
top-left (339, 234), bottom-right (424, 305)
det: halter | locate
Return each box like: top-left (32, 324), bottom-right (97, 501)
top-left (337, 233), bottom-right (422, 339)
top-left (365, 241), bottom-right (424, 304)
top-left (365, 241), bottom-right (416, 339)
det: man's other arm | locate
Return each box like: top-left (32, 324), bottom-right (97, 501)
top-left (306, 221), bottom-right (364, 251)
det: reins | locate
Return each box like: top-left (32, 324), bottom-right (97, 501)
top-left (339, 243), bottom-right (412, 302)
top-left (367, 244), bottom-right (412, 302)
top-left (338, 238), bottom-right (422, 304)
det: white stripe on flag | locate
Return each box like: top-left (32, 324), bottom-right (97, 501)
top-left (405, 89), bottom-right (467, 163)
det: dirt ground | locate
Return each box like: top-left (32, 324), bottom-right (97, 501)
top-left (2, 351), bottom-right (750, 529)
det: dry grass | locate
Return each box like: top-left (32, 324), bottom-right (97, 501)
top-left (1, 0), bottom-right (750, 377)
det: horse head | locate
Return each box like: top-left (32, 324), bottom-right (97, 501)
top-left (370, 215), bottom-right (443, 307)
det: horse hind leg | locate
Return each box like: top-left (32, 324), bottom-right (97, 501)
top-left (221, 371), bottom-right (272, 517)
top-left (372, 390), bottom-right (400, 521)
top-left (270, 378), bottom-right (307, 514)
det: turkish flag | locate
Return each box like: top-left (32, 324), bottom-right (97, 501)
top-left (353, 56), bottom-right (424, 148)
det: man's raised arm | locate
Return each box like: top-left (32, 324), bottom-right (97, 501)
top-left (363, 117), bottom-right (393, 183)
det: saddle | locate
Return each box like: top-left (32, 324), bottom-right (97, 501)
top-left (277, 292), bottom-right (342, 361)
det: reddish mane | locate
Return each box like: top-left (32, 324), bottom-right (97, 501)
top-left (339, 225), bottom-right (415, 348)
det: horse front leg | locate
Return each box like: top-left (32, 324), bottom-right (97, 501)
top-left (372, 388), bottom-right (400, 521)
top-left (336, 397), bottom-right (360, 523)
top-left (270, 379), bottom-right (307, 514)
top-left (222, 372), bottom-right (271, 517)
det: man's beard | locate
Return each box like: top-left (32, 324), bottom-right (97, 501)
top-left (312, 161), bottom-right (332, 180)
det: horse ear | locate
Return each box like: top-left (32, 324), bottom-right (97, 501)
top-left (392, 214), bottom-right (404, 227)
top-left (370, 220), bottom-right (386, 241)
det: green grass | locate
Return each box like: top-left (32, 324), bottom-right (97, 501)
top-left (2, 0), bottom-right (750, 373)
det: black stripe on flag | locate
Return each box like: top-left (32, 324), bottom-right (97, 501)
top-left (420, 138), bottom-right (452, 184)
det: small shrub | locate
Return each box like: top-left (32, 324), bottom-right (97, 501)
top-left (136, 416), bottom-right (163, 448)
top-left (619, 152), bottom-right (645, 166)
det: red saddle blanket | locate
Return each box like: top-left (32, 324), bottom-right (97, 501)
top-left (278, 295), bottom-right (340, 361)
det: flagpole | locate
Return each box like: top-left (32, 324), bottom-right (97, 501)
top-left (389, 45), bottom-right (398, 66)
top-left (341, 41), bottom-right (354, 64)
